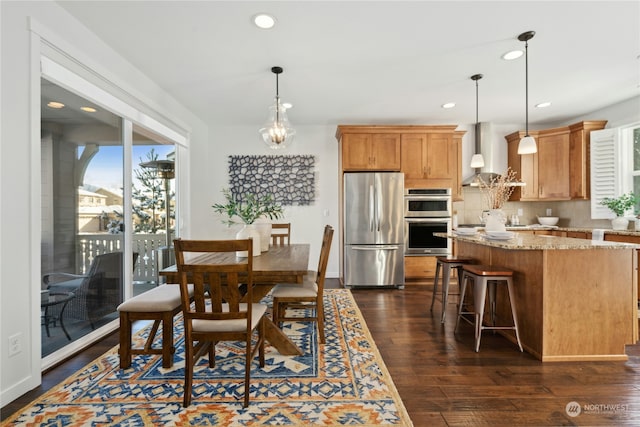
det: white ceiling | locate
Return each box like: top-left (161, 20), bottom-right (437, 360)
top-left (56, 1), bottom-right (639, 129)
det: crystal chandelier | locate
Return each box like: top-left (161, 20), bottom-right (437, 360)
top-left (259, 66), bottom-right (295, 149)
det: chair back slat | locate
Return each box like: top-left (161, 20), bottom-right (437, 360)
top-left (271, 223), bottom-right (291, 246)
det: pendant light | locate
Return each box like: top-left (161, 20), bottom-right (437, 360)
top-left (259, 66), bottom-right (296, 149)
top-left (517, 31), bottom-right (537, 154)
top-left (470, 74), bottom-right (485, 169)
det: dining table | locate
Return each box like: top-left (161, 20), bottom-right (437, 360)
top-left (159, 243), bottom-right (310, 356)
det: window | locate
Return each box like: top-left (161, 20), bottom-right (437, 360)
top-left (591, 123), bottom-right (640, 219)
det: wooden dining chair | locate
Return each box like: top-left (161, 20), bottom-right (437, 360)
top-left (173, 238), bottom-right (266, 408)
top-left (271, 223), bottom-right (291, 245)
top-left (271, 225), bottom-right (333, 344)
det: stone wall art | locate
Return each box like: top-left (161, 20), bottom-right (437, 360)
top-left (228, 155), bottom-right (316, 206)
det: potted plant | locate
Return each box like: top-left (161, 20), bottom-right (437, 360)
top-left (600, 192), bottom-right (638, 230)
top-left (212, 189), bottom-right (284, 256)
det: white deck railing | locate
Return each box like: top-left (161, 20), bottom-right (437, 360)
top-left (76, 233), bottom-right (170, 283)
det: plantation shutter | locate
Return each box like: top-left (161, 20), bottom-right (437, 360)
top-left (590, 128), bottom-right (619, 219)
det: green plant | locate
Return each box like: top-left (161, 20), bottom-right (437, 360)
top-left (600, 192), bottom-right (638, 217)
top-left (212, 188), bottom-right (284, 226)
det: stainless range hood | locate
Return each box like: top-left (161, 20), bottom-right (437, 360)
top-left (462, 122), bottom-right (525, 187)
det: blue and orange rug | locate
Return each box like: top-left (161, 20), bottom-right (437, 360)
top-left (5, 289), bottom-right (413, 426)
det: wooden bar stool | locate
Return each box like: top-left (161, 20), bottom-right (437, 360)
top-left (430, 255), bottom-right (473, 323)
top-left (455, 264), bottom-right (523, 352)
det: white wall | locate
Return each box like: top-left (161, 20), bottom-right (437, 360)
top-left (188, 124), bottom-right (340, 277)
top-left (0, 1), bottom-right (207, 405)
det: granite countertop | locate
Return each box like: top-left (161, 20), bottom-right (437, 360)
top-left (459, 224), bottom-right (640, 237)
top-left (438, 231), bottom-right (640, 250)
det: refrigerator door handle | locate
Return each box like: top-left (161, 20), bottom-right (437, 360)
top-left (376, 180), bottom-right (382, 232)
top-left (351, 245), bottom-right (401, 251)
top-left (369, 184), bottom-right (375, 232)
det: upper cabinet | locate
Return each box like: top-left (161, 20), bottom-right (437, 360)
top-left (336, 125), bottom-right (465, 198)
top-left (506, 120), bottom-right (607, 201)
top-left (340, 132), bottom-right (401, 171)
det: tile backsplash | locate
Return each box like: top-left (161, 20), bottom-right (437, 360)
top-left (454, 187), bottom-right (622, 229)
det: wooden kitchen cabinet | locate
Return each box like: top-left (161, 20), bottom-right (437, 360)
top-left (336, 125), bottom-right (464, 195)
top-left (507, 120), bottom-right (606, 201)
top-left (506, 127), bottom-right (570, 201)
top-left (340, 132), bottom-right (401, 171)
top-left (405, 255), bottom-right (437, 279)
top-left (401, 133), bottom-right (456, 189)
top-left (569, 121), bottom-right (608, 199)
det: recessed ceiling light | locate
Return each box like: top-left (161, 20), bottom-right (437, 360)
top-left (441, 102), bottom-right (456, 109)
top-left (502, 50), bottom-right (524, 60)
top-left (535, 102), bottom-right (552, 108)
top-left (81, 106), bottom-right (97, 113)
top-left (253, 13), bottom-right (276, 29)
top-left (47, 101), bottom-right (65, 109)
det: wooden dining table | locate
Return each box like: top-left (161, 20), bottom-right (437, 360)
top-left (159, 243), bottom-right (310, 355)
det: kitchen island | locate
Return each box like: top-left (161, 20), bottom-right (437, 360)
top-left (442, 232), bottom-right (639, 362)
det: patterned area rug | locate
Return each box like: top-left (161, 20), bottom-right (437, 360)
top-left (5, 289), bottom-right (413, 426)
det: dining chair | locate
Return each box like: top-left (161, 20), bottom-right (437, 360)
top-left (173, 238), bottom-right (266, 408)
top-left (271, 222), bottom-right (291, 245)
top-left (271, 225), bottom-right (333, 344)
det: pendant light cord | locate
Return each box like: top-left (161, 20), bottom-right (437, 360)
top-left (525, 39), bottom-right (529, 136)
top-left (275, 72), bottom-right (280, 122)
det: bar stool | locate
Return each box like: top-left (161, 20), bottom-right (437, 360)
top-left (430, 255), bottom-right (473, 323)
top-left (455, 264), bottom-right (523, 353)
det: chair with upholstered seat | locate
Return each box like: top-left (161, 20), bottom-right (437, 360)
top-left (173, 238), bottom-right (266, 408)
top-left (271, 223), bottom-right (291, 245)
top-left (271, 225), bottom-right (333, 344)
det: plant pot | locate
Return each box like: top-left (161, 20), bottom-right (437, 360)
top-left (611, 217), bottom-right (629, 231)
top-left (253, 218), bottom-right (272, 252)
top-left (235, 224), bottom-right (261, 257)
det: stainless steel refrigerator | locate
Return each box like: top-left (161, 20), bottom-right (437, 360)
top-left (343, 172), bottom-right (405, 288)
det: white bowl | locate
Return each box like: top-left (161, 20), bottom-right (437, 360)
top-left (455, 227), bottom-right (477, 235)
top-left (485, 231), bottom-right (515, 239)
top-left (537, 216), bottom-right (559, 226)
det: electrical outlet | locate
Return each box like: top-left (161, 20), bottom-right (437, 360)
top-left (517, 208), bottom-right (523, 216)
top-left (8, 333), bottom-right (22, 357)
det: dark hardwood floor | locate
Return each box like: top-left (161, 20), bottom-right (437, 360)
top-left (3, 279), bottom-right (640, 426)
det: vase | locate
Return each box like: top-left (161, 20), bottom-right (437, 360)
top-left (253, 217), bottom-right (273, 253)
top-left (611, 217), bottom-right (629, 231)
top-left (235, 224), bottom-right (261, 257)
top-left (484, 209), bottom-right (507, 232)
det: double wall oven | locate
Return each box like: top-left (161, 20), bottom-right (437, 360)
top-left (404, 188), bottom-right (452, 255)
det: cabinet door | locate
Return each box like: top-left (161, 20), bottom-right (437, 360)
top-left (401, 134), bottom-right (427, 181)
top-left (520, 152), bottom-right (539, 200)
top-left (371, 134), bottom-right (401, 170)
top-left (537, 131), bottom-right (570, 199)
top-left (342, 134), bottom-right (372, 170)
top-left (426, 133), bottom-right (454, 179)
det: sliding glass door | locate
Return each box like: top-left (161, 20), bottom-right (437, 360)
top-left (40, 62), bottom-right (181, 361)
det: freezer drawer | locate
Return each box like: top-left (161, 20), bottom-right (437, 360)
top-left (344, 244), bottom-right (404, 288)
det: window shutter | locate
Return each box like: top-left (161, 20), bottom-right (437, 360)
top-left (590, 128), bottom-right (619, 219)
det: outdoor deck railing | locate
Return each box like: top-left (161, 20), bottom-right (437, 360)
top-left (76, 233), bottom-right (171, 284)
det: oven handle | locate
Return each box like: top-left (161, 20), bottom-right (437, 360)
top-left (351, 245), bottom-right (402, 251)
top-left (404, 196), bottom-right (452, 201)
top-left (405, 218), bottom-right (452, 223)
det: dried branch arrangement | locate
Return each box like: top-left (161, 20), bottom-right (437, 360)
top-left (478, 168), bottom-right (518, 209)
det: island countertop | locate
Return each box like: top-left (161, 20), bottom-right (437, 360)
top-left (436, 231), bottom-right (640, 250)
top-left (446, 231), bottom-right (639, 362)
